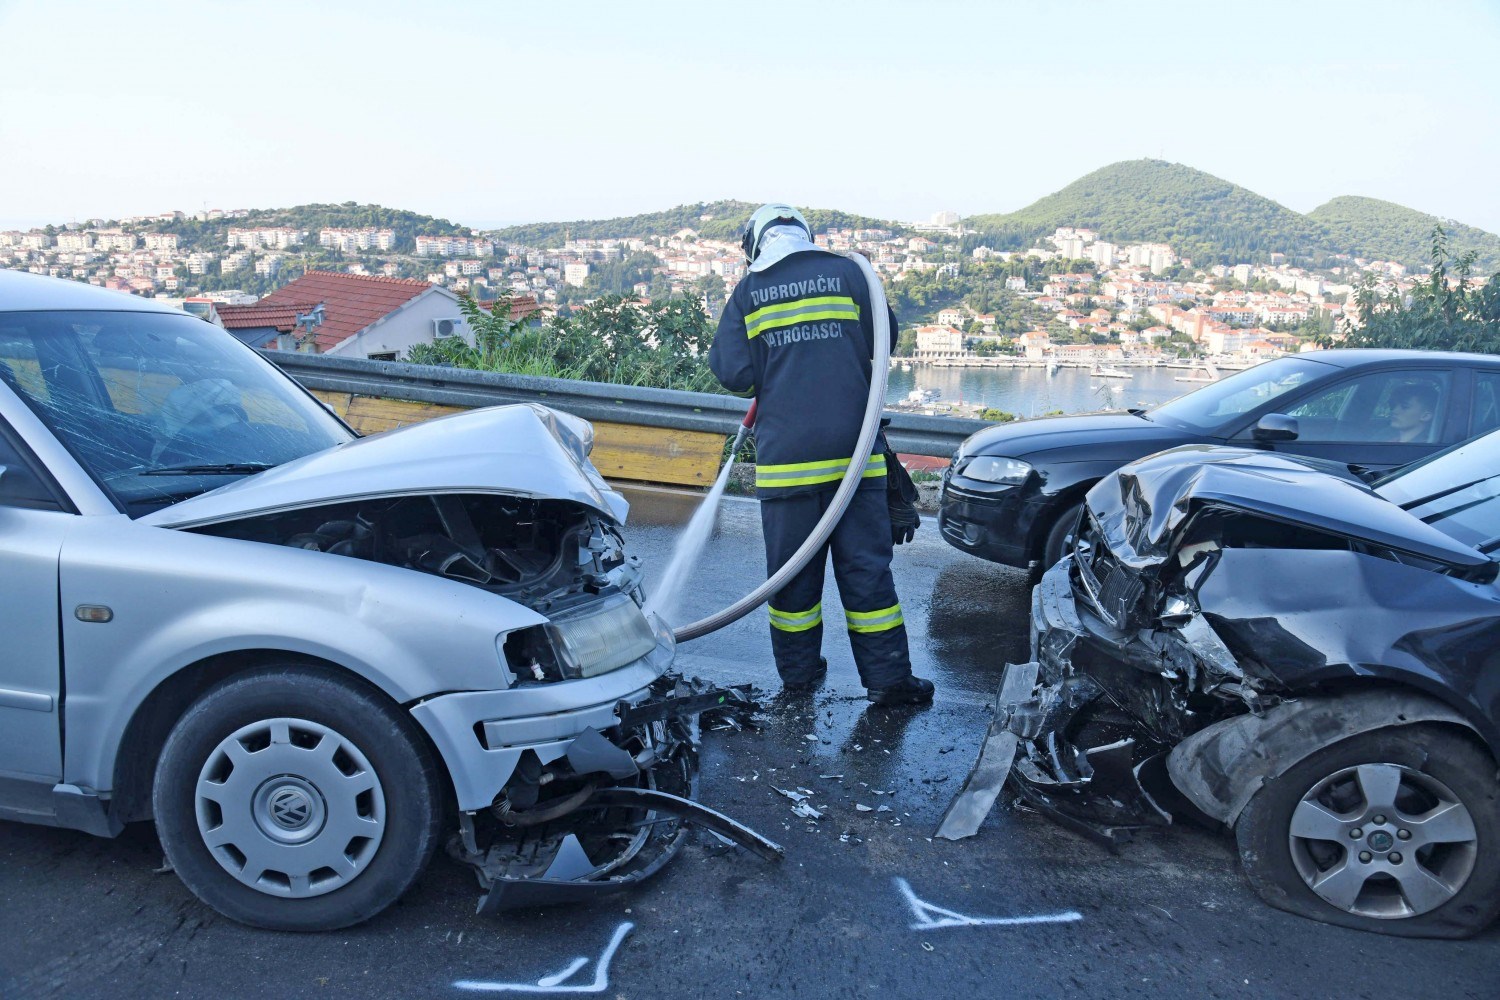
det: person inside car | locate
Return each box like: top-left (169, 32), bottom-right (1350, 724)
top-left (1388, 383), bottom-right (1439, 443)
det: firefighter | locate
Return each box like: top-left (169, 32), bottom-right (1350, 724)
top-left (709, 204), bottom-right (933, 706)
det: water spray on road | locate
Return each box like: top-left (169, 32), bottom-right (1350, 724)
top-left (645, 401), bottom-right (757, 623)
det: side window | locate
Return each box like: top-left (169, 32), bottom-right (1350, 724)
top-left (0, 426), bottom-right (63, 511)
top-left (1471, 373), bottom-right (1500, 437)
top-left (1284, 370), bottom-right (1451, 444)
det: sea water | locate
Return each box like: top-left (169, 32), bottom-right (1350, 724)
top-left (644, 453), bottom-right (738, 623)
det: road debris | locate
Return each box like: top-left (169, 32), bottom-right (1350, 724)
top-left (792, 802), bottom-right (824, 820)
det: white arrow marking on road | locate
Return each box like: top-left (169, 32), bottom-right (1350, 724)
top-left (895, 878), bottom-right (1083, 930)
top-left (453, 921), bottom-right (633, 994)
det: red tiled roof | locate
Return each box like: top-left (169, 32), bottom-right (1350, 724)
top-left (475, 293), bottom-right (542, 320)
top-left (215, 302), bottom-right (318, 332)
top-left (258, 271), bottom-right (433, 351)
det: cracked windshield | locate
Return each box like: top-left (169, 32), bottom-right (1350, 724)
top-left (0, 311), bottom-right (349, 514)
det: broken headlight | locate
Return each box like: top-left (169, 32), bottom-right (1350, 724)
top-left (1159, 592), bottom-right (1196, 627)
top-left (505, 594), bottom-right (659, 682)
top-left (958, 455), bottom-right (1032, 486)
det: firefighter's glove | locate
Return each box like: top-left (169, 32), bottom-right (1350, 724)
top-left (889, 499), bottom-right (921, 545)
top-left (884, 447), bottom-right (921, 545)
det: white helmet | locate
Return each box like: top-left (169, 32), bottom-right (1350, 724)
top-left (741, 203), bottom-right (810, 262)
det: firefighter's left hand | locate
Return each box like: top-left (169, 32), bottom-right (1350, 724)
top-left (890, 502), bottom-right (920, 545)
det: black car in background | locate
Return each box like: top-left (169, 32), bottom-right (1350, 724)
top-left (1003, 430), bottom-right (1500, 937)
top-left (939, 350), bottom-right (1500, 575)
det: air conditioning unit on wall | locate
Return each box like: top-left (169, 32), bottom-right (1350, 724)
top-left (432, 317), bottom-right (462, 338)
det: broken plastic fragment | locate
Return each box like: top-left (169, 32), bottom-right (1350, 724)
top-left (856, 804), bottom-right (874, 812)
top-left (792, 801), bottom-right (823, 820)
top-left (774, 787), bottom-right (808, 803)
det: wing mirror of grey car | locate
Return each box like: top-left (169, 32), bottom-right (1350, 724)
top-left (1253, 413), bottom-right (1299, 443)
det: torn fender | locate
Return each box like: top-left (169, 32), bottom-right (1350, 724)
top-left (1166, 687), bottom-right (1479, 826)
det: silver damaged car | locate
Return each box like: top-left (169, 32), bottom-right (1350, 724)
top-left (0, 271), bottom-right (776, 930)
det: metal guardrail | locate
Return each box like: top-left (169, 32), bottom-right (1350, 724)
top-left (265, 352), bottom-right (987, 458)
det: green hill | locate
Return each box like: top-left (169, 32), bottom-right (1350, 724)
top-left (149, 203), bottom-right (469, 254)
top-left (493, 200), bottom-right (901, 247)
top-left (966, 160), bottom-right (1329, 266)
top-left (1309, 195), bottom-right (1500, 272)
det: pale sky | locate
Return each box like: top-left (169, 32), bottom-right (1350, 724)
top-left (3, 0), bottom-right (1499, 232)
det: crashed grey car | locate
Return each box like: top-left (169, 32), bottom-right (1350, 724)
top-left (944, 433), bottom-right (1500, 938)
top-left (0, 271), bottom-right (775, 931)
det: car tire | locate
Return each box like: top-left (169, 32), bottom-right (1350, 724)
top-left (152, 666), bottom-right (444, 931)
top-left (1235, 724), bottom-right (1500, 938)
top-left (1036, 502), bottom-right (1083, 578)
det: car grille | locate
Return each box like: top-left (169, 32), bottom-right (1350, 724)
top-left (1072, 513), bottom-right (1145, 630)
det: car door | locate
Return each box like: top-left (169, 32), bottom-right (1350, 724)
top-left (1235, 367), bottom-right (1456, 475)
top-left (0, 420), bottom-right (69, 796)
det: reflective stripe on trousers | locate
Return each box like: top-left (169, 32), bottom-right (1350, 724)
top-left (769, 602), bottom-right (822, 633)
top-left (756, 454), bottom-right (886, 489)
top-left (845, 603), bottom-right (904, 633)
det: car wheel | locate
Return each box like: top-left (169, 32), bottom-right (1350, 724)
top-left (1235, 725), bottom-right (1500, 938)
top-left (152, 666), bottom-right (443, 931)
top-left (1037, 502), bottom-right (1083, 577)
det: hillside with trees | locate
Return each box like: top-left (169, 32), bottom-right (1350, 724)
top-left (1309, 196), bottom-right (1500, 273)
top-left (493, 201), bottom-right (901, 247)
top-left (965, 160), bottom-right (1328, 266)
top-left (151, 203), bottom-right (470, 254)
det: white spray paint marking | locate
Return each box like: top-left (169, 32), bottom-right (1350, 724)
top-left (895, 878), bottom-right (1083, 931)
top-left (643, 454), bottom-right (736, 622)
top-left (453, 922), bottom-right (633, 994)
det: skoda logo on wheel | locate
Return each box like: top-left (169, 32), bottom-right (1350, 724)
top-left (269, 787), bottom-right (313, 830)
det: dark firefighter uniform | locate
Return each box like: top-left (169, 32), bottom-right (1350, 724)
top-left (708, 247), bottom-right (912, 690)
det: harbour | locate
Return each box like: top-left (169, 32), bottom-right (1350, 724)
top-left (884, 360), bottom-right (1231, 417)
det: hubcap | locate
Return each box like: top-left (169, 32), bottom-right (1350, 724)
top-left (194, 718), bottom-right (386, 898)
top-left (1287, 762), bottom-right (1477, 919)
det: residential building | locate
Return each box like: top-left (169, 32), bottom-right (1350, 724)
top-left (255, 270), bottom-right (472, 359)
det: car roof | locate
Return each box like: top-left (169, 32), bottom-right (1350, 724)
top-left (0, 269), bottom-right (183, 314)
top-left (1297, 348), bottom-right (1500, 368)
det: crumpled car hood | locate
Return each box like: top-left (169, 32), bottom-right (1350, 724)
top-left (142, 403), bottom-right (629, 529)
top-left (1088, 445), bottom-right (1488, 570)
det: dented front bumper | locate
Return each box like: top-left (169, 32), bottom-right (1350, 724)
top-left (444, 673), bottom-right (782, 912)
top-left (941, 559), bottom-right (1227, 845)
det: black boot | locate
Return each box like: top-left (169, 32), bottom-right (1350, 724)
top-left (866, 675), bottom-right (934, 706)
top-left (781, 657), bottom-right (828, 694)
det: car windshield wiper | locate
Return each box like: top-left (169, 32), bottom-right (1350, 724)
top-left (141, 462), bottom-right (275, 476)
top-left (1127, 407), bottom-right (1150, 418)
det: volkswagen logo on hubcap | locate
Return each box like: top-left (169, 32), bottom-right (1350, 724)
top-left (269, 787), bottom-right (313, 830)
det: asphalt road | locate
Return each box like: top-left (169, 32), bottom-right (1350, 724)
top-left (2, 486), bottom-right (1496, 999)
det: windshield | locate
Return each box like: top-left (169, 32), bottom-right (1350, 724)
top-left (1149, 356), bottom-right (1333, 432)
top-left (1377, 430), bottom-right (1500, 552)
top-left (0, 310), bottom-right (353, 516)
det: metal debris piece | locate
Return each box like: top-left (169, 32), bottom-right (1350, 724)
top-left (856, 804), bottom-right (874, 812)
top-left (774, 787), bottom-right (808, 803)
top-left (935, 661), bottom-right (1039, 841)
top-left (792, 801), bottom-right (823, 820)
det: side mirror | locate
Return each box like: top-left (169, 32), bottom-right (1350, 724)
top-left (1253, 413), bottom-right (1299, 443)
